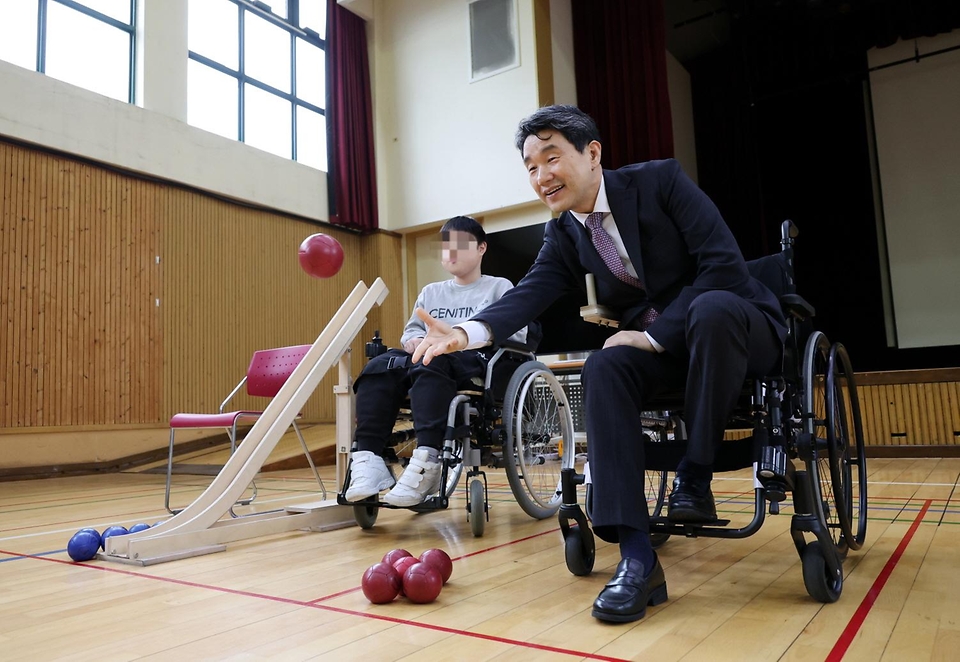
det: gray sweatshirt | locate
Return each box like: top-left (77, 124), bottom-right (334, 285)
top-left (401, 275), bottom-right (527, 346)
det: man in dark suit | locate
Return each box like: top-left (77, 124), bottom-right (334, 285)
top-left (413, 105), bottom-right (786, 623)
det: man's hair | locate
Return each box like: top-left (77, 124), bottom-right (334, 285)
top-left (440, 215), bottom-right (486, 245)
top-left (514, 104), bottom-right (602, 153)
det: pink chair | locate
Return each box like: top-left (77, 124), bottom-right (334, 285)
top-left (165, 345), bottom-right (325, 514)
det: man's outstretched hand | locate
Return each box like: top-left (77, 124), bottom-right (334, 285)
top-left (411, 308), bottom-right (468, 364)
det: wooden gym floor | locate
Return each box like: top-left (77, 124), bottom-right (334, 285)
top-left (1, 455), bottom-right (958, 661)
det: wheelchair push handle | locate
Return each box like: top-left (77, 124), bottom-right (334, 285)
top-left (781, 219), bottom-right (799, 247)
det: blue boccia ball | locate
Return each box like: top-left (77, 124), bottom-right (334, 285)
top-left (129, 523), bottom-right (150, 533)
top-left (100, 525), bottom-right (129, 549)
top-left (77, 527), bottom-right (103, 550)
top-left (67, 530), bottom-right (102, 562)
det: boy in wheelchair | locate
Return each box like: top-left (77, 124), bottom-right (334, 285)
top-left (344, 215), bottom-right (527, 507)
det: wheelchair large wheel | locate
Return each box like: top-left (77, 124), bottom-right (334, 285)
top-left (646, 468), bottom-right (670, 548)
top-left (503, 361), bottom-right (575, 520)
top-left (801, 331), bottom-right (850, 558)
top-left (827, 342), bottom-right (868, 550)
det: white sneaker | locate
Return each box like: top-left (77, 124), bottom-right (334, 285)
top-left (344, 451), bottom-right (395, 502)
top-left (382, 448), bottom-right (442, 507)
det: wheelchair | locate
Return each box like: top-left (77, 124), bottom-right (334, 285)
top-left (337, 330), bottom-right (577, 537)
top-left (558, 220), bottom-right (869, 603)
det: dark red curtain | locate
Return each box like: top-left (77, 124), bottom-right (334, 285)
top-left (570, 0), bottom-right (673, 169)
top-left (326, 0), bottom-right (378, 232)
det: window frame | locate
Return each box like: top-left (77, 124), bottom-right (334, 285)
top-left (187, 0), bottom-right (327, 165)
top-left (35, 0), bottom-right (138, 103)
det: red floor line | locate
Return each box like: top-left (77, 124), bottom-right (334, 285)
top-left (826, 499), bottom-right (932, 662)
top-left (5, 550), bottom-right (626, 661)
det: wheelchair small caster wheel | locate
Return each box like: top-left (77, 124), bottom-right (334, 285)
top-left (564, 526), bottom-right (595, 576)
top-left (801, 541), bottom-right (842, 603)
top-left (354, 504), bottom-right (379, 530)
top-left (469, 479), bottom-right (485, 537)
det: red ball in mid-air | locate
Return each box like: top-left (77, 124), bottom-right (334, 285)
top-left (361, 562), bottom-right (402, 604)
top-left (298, 233), bottom-right (344, 279)
top-left (419, 548), bottom-right (453, 584)
top-left (382, 548), bottom-right (412, 567)
top-left (402, 563), bottom-right (443, 604)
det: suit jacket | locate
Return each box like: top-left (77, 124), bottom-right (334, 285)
top-left (473, 159), bottom-right (788, 357)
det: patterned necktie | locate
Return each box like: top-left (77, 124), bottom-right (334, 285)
top-left (585, 211), bottom-right (659, 329)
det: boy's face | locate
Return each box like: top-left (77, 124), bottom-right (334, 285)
top-left (440, 230), bottom-right (485, 278)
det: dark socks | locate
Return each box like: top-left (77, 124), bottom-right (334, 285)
top-left (618, 525), bottom-right (655, 572)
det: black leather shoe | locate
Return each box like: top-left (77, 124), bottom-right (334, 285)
top-left (591, 556), bottom-right (668, 623)
top-left (667, 475), bottom-right (718, 522)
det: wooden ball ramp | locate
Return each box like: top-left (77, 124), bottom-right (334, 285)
top-left (100, 278), bottom-right (387, 566)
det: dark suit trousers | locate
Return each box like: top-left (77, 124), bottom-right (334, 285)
top-left (582, 291), bottom-right (782, 542)
top-left (354, 350), bottom-right (487, 453)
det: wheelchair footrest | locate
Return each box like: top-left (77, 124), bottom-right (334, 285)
top-left (649, 516), bottom-right (731, 531)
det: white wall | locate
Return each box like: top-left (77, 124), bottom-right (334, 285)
top-left (0, 0), bottom-right (328, 222)
top-left (372, 0), bottom-right (541, 232)
top-left (869, 32), bottom-right (960, 349)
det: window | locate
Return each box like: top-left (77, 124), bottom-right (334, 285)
top-left (187, 0), bottom-right (327, 170)
top-left (0, 0), bottom-right (136, 103)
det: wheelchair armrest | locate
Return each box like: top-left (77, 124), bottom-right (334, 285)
top-left (780, 294), bottom-right (815, 320)
top-left (499, 338), bottom-right (537, 353)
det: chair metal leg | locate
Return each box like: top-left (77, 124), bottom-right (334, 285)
top-left (165, 428), bottom-right (177, 514)
top-left (230, 422), bottom-right (258, 511)
top-left (293, 421), bottom-right (326, 499)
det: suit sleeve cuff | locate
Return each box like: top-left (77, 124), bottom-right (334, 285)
top-left (457, 321), bottom-right (492, 349)
top-left (644, 331), bottom-right (665, 353)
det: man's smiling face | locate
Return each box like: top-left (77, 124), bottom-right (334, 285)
top-left (522, 131), bottom-right (602, 214)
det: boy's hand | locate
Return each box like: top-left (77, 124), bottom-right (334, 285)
top-left (402, 337), bottom-right (424, 354)
top-left (411, 308), bottom-right (468, 365)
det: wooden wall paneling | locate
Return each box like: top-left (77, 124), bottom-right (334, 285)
top-left (929, 383), bottom-right (942, 446)
top-left (1, 145), bottom-right (10, 425)
top-left (3, 144), bottom-right (12, 424)
top-left (949, 382), bottom-right (960, 444)
top-left (863, 384), bottom-right (877, 447)
top-left (912, 384), bottom-right (925, 445)
top-left (882, 384), bottom-right (893, 445)
top-left (9, 146), bottom-right (22, 426)
top-left (938, 383), bottom-right (951, 445)
top-left (26, 149), bottom-right (39, 427)
top-left (62, 156), bottom-right (75, 425)
top-left (1, 142), bottom-right (163, 429)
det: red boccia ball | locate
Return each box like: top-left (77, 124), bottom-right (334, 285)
top-left (419, 548), bottom-right (453, 584)
top-left (393, 556), bottom-right (420, 595)
top-left (382, 548), bottom-right (412, 567)
top-left (298, 233), bottom-right (344, 279)
top-left (403, 562), bottom-right (443, 604)
top-left (361, 562), bottom-right (402, 604)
